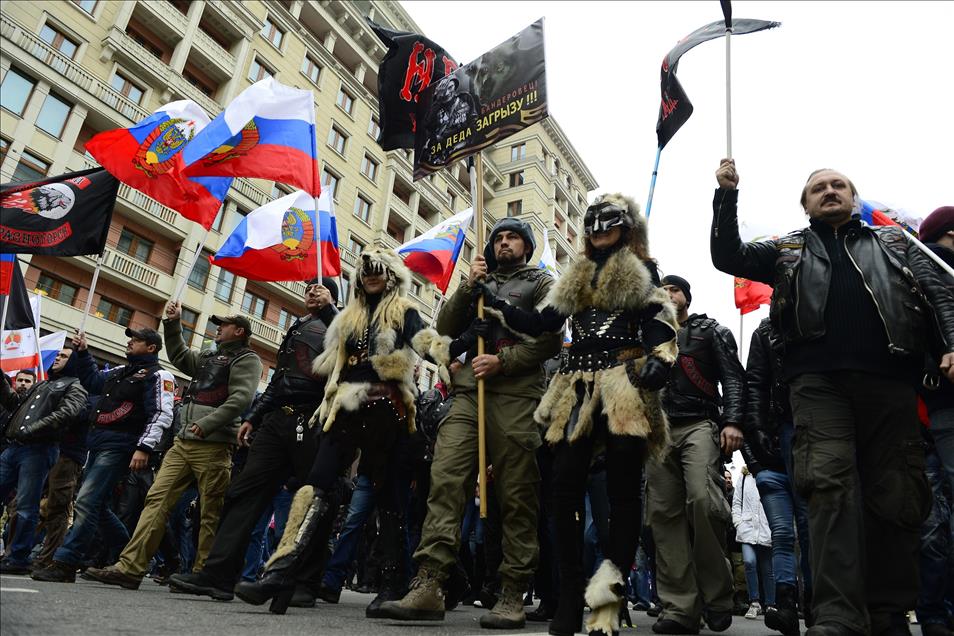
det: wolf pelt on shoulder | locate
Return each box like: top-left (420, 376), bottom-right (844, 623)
top-left (310, 246), bottom-right (450, 432)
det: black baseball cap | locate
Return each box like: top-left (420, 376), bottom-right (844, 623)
top-left (209, 314), bottom-right (253, 335)
top-left (125, 327), bottom-right (163, 351)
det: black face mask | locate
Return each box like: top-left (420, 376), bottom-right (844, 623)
top-left (584, 202), bottom-right (633, 236)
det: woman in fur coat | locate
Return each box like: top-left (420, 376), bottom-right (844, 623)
top-left (234, 247), bottom-right (459, 615)
top-left (481, 193), bottom-right (678, 636)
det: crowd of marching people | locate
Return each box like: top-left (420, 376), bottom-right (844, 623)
top-left (2, 163), bottom-right (954, 636)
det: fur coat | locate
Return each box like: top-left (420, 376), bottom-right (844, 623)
top-left (310, 247), bottom-right (451, 433)
top-left (532, 248), bottom-right (678, 457)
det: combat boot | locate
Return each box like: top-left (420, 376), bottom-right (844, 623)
top-left (365, 509), bottom-right (408, 618)
top-left (376, 566), bottom-right (445, 621)
top-left (479, 583), bottom-right (526, 629)
top-left (765, 583), bottom-right (800, 636)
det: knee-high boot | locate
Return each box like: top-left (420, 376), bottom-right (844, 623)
top-left (365, 509), bottom-right (408, 617)
top-left (549, 503), bottom-right (585, 636)
top-left (233, 486), bottom-right (336, 614)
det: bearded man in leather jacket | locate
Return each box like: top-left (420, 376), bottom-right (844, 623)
top-left (0, 348), bottom-right (87, 574)
top-left (710, 160), bottom-right (954, 636)
top-left (169, 278), bottom-right (338, 603)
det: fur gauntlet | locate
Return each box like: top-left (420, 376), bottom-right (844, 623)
top-left (584, 560), bottom-right (624, 636)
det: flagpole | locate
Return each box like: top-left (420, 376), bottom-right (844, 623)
top-left (908, 232), bottom-right (954, 279)
top-left (739, 312), bottom-right (744, 362)
top-left (172, 232), bottom-right (209, 303)
top-left (469, 154), bottom-right (489, 520)
top-left (78, 249), bottom-right (107, 335)
top-left (645, 146), bottom-right (662, 219)
top-left (725, 24), bottom-right (733, 158)
top-left (33, 294), bottom-right (44, 381)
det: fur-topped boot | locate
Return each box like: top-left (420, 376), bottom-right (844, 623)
top-left (584, 560), bottom-right (625, 636)
top-left (233, 486), bottom-right (336, 614)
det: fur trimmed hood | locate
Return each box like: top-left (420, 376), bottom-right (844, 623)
top-left (353, 246), bottom-right (412, 298)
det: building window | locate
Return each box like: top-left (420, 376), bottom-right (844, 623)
top-left (125, 24), bottom-right (164, 60)
top-left (71, 0), bottom-right (98, 14)
top-left (367, 117), bottom-right (380, 140)
top-left (339, 275), bottom-right (350, 303)
top-left (248, 57), bottom-right (274, 83)
top-left (507, 200), bottom-right (523, 217)
top-left (511, 143), bottom-right (526, 161)
top-left (412, 281), bottom-right (422, 297)
top-left (188, 251), bottom-right (212, 290)
top-left (327, 126), bottom-right (347, 155)
top-left (321, 167), bottom-right (340, 199)
top-left (266, 367), bottom-right (275, 382)
top-left (462, 243), bottom-right (473, 262)
top-left (169, 0), bottom-right (190, 14)
top-left (0, 138), bottom-right (9, 164)
top-left (360, 154), bottom-right (378, 182)
top-left (509, 171), bottom-right (525, 187)
top-left (116, 228), bottom-right (153, 262)
top-left (35, 93), bottom-right (72, 138)
top-left (271, 183), bottom-right (291, 199)
top-left (35, 273), bottom-right (79, 306)
top-left (1, 68), bottom-right (36, 116)
top-left (214, 269), bottom-right (235, 302)
top-left (448, 192), bottom-right (457, 210)
top-left (180, 307), bottom-right (198, 347)
top-left (336, 87), bottom-right (354, 115)
top-left (210, 205), bottom-right (225, 232)
top-left (347, 235), bottom-right (365, 255)
top-left (301, 55), bottom-right (321, 84)
top-left (39, 24), bottom-right (80, 59)
top-left (183, 67), bottom-right (215, 97)
top-left (277, 307), bottom-right (296, 331)
top-left (241, 290), bottom-right (267, 319)
top-left (11, 151), bottom-right (49, 183)
top-left (353, 196), bottom-right (372, 224)
top-left (261, 16), bottom-right (285, 49)
top-left (110, 71), bottom-right (144, 104)
top-left (97, 297), bottom-right (133, 326)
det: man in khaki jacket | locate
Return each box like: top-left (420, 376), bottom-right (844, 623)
top-left (85, 303), bottom-right (262, 589)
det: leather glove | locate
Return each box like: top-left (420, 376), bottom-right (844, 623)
top-left (449, 318), bottom-right (491, 358)
top-left (750, 429), bottom-right (781, 466)
top-left (472, 281), bottom-right (503, 309)
top-left (635, 356), bottom-right (670, 391)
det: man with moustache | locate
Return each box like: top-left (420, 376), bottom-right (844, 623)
top-left (710, 160), bottom-right (954, 636)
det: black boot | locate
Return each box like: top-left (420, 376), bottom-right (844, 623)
top-left (765, 583), bottom-right (800, 636)
top-left (233, 486), bottom-right (335, 615)
top-left (365, 509), bottom-right (408, 618)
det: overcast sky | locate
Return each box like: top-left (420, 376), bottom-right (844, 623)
top-left (403, 0), bottom-right (954, 356)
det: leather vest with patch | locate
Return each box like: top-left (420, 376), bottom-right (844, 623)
top-left (94, 362), bottom-right (160, 431)
top-left (670, 317), bottom-right (722, 405)
top-left (482, 269), bottom-right (546, 355)
top-left (276, 316), bottom-right (326, 384)
top-left (184, 346), bottom-right (255, 407)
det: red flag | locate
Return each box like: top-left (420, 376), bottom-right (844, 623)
top-left (734, 277), bottom-right (772, 315)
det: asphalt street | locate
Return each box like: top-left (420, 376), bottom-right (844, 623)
top-left (0, 572), bottom-right (901, 636)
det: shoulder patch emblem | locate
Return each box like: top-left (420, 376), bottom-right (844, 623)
top-left (163, 380), bottom-right (175, 392)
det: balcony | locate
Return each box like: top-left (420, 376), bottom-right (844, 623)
top-left (248, 314), bottom-right (284, 348)
top-left (388, 196), bottom-right (414, 227)
top-left (102, 27), bottom-right (172, 94)
top-left (75, 247), bottom-right (174, 302)
top-left (136, 0), bottom-right (188, 38)
top-left (374, 232), bottom-right (399, 251)
top-left (0, 15), bottom-right (149, 123)
top-left (166, 71), bottom-right (221, 116)
top-left (340, 247), bottom-right (358, 271)
top-left (552, 229), bottom-right (576, 261)
top-left (191, 28), bottom-right (237, 81)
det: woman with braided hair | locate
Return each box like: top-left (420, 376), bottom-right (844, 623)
top-left (480, 193), bottom-right (678, 636)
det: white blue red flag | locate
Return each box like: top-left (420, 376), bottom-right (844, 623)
top-left (0, 253), bottom-right (14, 296)
top-left (183, 78), bottom-right (320, 196)
top-left (538, 229), bottom-right (560, 280)
top-left (1, 292), bottom-right (40, 374)
top-left (86, 101), bottom-right (232, 229)
top-left (211, 190), bottom-right (338, 281)
top-left (398, 208), bottom-right (473, 293)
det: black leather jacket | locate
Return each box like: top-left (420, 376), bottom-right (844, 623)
top-left (245, 305), bottom-right (336, 427)
top-left (742, 318), bottom-right (789, 472)
top-left (662, 313), bottom-right (746, 427)
top-left (711, 188), bottom-right (954, 362)
top-left (0, 374), bottom-right (87, 445)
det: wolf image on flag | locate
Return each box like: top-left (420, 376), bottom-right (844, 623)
top-left (413, 18), bottom-right (547, 179)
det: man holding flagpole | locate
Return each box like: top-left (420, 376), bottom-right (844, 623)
top-left (381, 217), bottom-right (561, 629)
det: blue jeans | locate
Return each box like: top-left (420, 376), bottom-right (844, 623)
top-left (322, 475), bottom-right (375, 591)
top-left (0, 444), bottom-right (58, 565)
top-left (54, 448), bottom-right (132, 566)
top-left (755, 469), bottom-right (798, 588)
top-left (778, 420), bottom-right (813, 593)
top-left (916, 448), bottom-right (953, 625)
top-left (929, 407), bottom-right (954, 498)
top-left (241, 488), bottom-right (292, 582)
top-left (741, 543), bottom-right (775, 604)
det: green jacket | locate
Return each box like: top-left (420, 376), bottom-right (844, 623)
top-left (437, 263), bottom-right (561, 397)
top-left (162, 318), bottom-right (263, 444)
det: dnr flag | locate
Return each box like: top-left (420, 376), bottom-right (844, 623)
top-left (368, 19), bottom-right (457, 151)
top-left (0, 168), bottom-right (118, 255)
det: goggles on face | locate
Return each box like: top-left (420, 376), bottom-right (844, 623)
top-left (584, 202), bottom-right (633, 236)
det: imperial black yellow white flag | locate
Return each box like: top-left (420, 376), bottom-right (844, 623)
top-left (413, 18), bottom-right (548, 180)
top-left (0, 167), bottom-right (118, 256)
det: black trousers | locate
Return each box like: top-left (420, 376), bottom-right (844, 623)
top-left (788, 371), bottom-right (931, 633)
top-left (201, 408), bottom-right (318, 587)
top-left (552, 419), bottom-right (648, 602)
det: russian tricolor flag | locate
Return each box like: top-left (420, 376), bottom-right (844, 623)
top-left (398, 208), bottom-right (473, 293)
top-left (0, 253), bottom-right (14, 296)
top-left (211, 190), bottom-right (339, 281)
top-left (86, 100), bottom-right (232, 229)
top-left (183, 78), bottom-right (321, 196)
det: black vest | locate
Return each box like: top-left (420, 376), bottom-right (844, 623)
top-left (94, 362), bottom-right (161, 433)
top-left (668, 317), bottom-right (723, 412)
top-left (275, 316), bottom-right (327, 385)
top-left (184, 345), bottom-right (255, 407)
